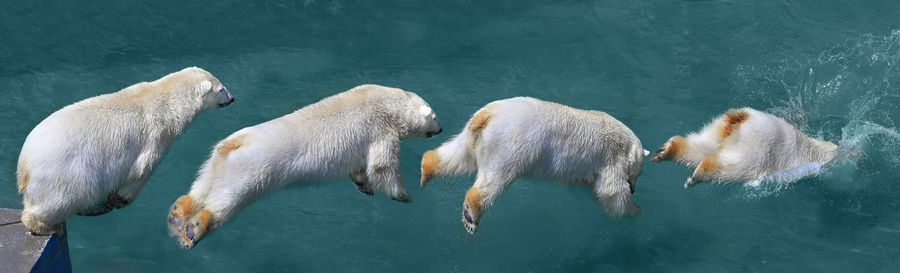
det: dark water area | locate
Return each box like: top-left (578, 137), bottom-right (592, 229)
top-left (1, 1), bottom-right (899, 272)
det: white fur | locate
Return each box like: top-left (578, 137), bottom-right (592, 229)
top-left (168, 84), bottom-right (441, 248)
top-left (17, 67), bottom-right (234, 235)
top-left (650, 107), bottom-right (838, 187)
top-left (423, 97), bottom-right (646, 233)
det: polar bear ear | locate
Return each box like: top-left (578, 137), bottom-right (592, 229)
top-left (643, 149), bottom-right (650, 157)
top-left (198, 80), bottom-right (213, 93)
top-left (418, 105), bottom-right (433, 116)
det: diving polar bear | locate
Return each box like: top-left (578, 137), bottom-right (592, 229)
top-left (17, 67), bottom-right (235, 235)
top-left (168, 84), bottom-right (442, 249)
top-left (650, 107), bottom-right (838, 187)
top-left (420, 97), bottom-right (647, 233)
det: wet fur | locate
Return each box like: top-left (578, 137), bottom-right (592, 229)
top-left (168, 85), bottom-right (441, 248)
top-left (421, 97), bottom-right (646, 233)
top-left (17, 67), bottom-right (232, 235)
top-left (651, 107), bottom-right (838, 187)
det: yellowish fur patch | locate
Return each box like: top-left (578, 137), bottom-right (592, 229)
top-left (668, 136), bottom-right (686, 159)
top-left (173, 195), bottom-right (195, 217)
top-left (468, 110), bottom-right (492, 145)
top-left (721, 109), bottom-right (749, 139)
top-left (195, 209), bottom-right (214, 234)
top-left (465, 187), bottom-right (483, 215)
top-left (17, 162), bottom-right (29, 194)
top-left (420, 150), bottom-right (440, 187)
top-left (698, 156), bottom-right (719, 173)
top-left (217, 135), bottom-right (245, 157)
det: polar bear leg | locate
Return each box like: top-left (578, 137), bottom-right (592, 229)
top-left (650, 136), bottom-right (692, 163)
top-left (21, 205), bottom-right (66, 235)
top-left (593, 166), bottom-right (640, 218)
top-left (76, 193), bottom-right (130, 216)
top-left (168, 195), bottom-right (199, 238)
top-left (349, 167), bottom-right (373, 196)
top-left (685, 155), bottom-right (723, 187)
top-left (111, 179), bottom-right (149, 209)
top-left (177, 172), bottom-right (271, 249)
top-left (180, 208), bottom-right (214, 249)
top-left (366, 139), bottom-right (410, 203)
top-left (461, 171), bottom-right (515, 234)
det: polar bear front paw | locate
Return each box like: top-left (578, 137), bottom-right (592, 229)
top-left (391, 195), bottom-right (412, 203)
top-left (355, 181), bottom-right (374, 196)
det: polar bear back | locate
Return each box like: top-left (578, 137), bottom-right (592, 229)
top-left (198, 85), bottom-right (424, 187)
top-left (18, 67), bottom-right (221, 200)
top-left (474, 97), bottom-right (644, 182)
top-left (696, 107), bottom-right (837, 180)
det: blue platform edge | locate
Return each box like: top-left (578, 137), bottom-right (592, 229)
top-left (29, 229), bottom-right (72, 273)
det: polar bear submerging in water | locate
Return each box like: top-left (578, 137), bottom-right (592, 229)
top-left (17, 67), bottom-right (235, 235)
top-left (650, 107), bottom-right (838, 187)
top-left (168, 84), bottom-right (442, 249)
top-left (420, 97), bottom-right (648, 234)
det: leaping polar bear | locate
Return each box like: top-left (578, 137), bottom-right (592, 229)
top-left (421, 97), bottom-right (647, 233)
top-left (167, 84), bottom-right (442, 249)
top-left (650, 107), bottom-right (837, 187)
top-left (17, 67), bottom-right (234, 235)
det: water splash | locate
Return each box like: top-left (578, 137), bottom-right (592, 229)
top-left (731, 30), bottom-right (900, 194)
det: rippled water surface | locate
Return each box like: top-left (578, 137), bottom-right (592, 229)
top-left (2, 1), bottom-right (900, 272)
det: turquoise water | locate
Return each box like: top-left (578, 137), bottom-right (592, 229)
top-left (2, 0), bottom-right (900, 272)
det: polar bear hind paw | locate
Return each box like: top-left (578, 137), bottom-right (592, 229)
top-left (650, 136), bottom-right (685, 163)
top-left (168, 195), bottom-right (196, 236)
top-left (462, 202), bottom-right (478, 234)
top-left (179, 209), bottom-right (213, 249)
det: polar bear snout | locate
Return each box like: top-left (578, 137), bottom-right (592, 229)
top-left (217, 88), bottom-right (235, 107)
top-left (425, 119), bottom-right (443, 138)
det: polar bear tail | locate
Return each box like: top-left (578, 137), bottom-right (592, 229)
top-left (420, 132), bottom-right (477, 188)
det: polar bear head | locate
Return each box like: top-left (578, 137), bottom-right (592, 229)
top-left (173, 67), bottom-right (234, 111)
top-left (401, 91), bottom-right (442, 139)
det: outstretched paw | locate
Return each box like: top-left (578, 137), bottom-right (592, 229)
top-left (107, 194), bottom-right (131, 209)
top-left (179, 209), bottom-right (213, 249)
top-left (462, 203), bottom-right (478, 234)
top-left (355, 182), bottom-right (374, 196)
top-left (685, 155), bottom-right (718, 188)
top-left (650, 144), bottom-right (672, 163)
top-left (650, 136), bottom-right (684, 163)
top-left (168, 195), bottom-right (196, 237)
top-left (684, 177), bottom-right (697, 188)
top-left (391, 194), bottom-right (412, 203)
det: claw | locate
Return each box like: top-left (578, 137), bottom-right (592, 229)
top-left (684, 177), bottom-right (695, 188)
top-left (178, 209), bottom-right (213, 249)
top-left (391, 195), bottom-right (412, 203)
top-left (355, 182), bottom-right (374, 196)
top-left (462, 203), bottom-right (478, 234)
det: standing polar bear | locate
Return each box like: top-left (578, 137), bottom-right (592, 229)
top-left (650, 107), bottom-right (837, 187)
top-left (167, 84), bottom-right (442, 249)
top-left (17, 67), bottom-right (235, 235)
top-left (420, 97), bottom-right (647, 233)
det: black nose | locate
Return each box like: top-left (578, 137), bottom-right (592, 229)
top-left (425, 132), bottom-right (434, 138)
top-left (437, 128), bottom-right (442, 134)
top-left (229, 97), bottom-right (235, 103)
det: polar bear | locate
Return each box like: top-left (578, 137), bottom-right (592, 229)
top-left (17, 67), bottom-right (235, 235)
top-left (167, 84), bottom-right (442, 249)
top-left (420, 97), bottom-right (647, 233)
top-left (649, 107), bottom-right (837, 187)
